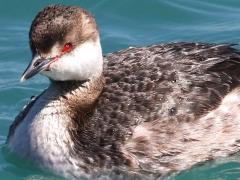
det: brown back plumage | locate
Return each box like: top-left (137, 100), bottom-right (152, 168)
top-left (61, 42), bottom-right (240, 175)
top-left (8, 40), bottom-right (240, 177)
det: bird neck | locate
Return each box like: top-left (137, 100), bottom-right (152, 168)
top-left (50, 79), bottom-right (90, 93)
top-left (49, 75), bottom-right (105, 107)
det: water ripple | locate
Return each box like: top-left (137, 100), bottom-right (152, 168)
top-left (1, 0), bottom-right (240, 179)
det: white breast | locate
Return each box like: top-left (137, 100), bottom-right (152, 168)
top-left (7, 90), bottom-right (88, 179)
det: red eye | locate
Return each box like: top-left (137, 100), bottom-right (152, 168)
top-left (62, 43), bottom-right (73, 52)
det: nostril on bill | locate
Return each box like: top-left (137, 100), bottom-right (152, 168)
top-left (33, 60), bottom-right (42, 67)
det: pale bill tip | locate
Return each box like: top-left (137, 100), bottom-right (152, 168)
top-left (20, 76), bottom-right (26, 83)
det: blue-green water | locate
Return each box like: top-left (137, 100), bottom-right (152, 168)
top-left (1, 0), bottom-right (240, 179)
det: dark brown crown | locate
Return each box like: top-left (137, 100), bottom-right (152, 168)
top-left (29, 5), bottom-right (98, 55)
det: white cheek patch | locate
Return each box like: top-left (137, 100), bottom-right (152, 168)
top-left (42, 38), bottom-right (103, 81)
top-left (50, 44), bottom-right (61, 58)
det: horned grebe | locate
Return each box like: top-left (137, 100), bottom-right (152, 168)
top-left (7, 4), bottom-right (240, 180)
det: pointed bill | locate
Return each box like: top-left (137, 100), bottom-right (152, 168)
top-left (20, 55), bottom-right (52, 82)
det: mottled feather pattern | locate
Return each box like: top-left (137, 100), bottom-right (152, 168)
top-left (8, 42), bottom-right (240, 178)
top-left (65, 43), bottom-right (240, 175)
top-left (103, 42), bottom-right (240, 121)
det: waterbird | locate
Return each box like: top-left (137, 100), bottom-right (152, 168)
top-left (6, 4), bottom-right (240, 180)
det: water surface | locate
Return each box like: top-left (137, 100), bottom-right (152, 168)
top-left (1, 0), bottom-right (240, 179)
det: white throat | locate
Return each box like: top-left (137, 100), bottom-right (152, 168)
top-left (42, 37), bottom-right (103, 81)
